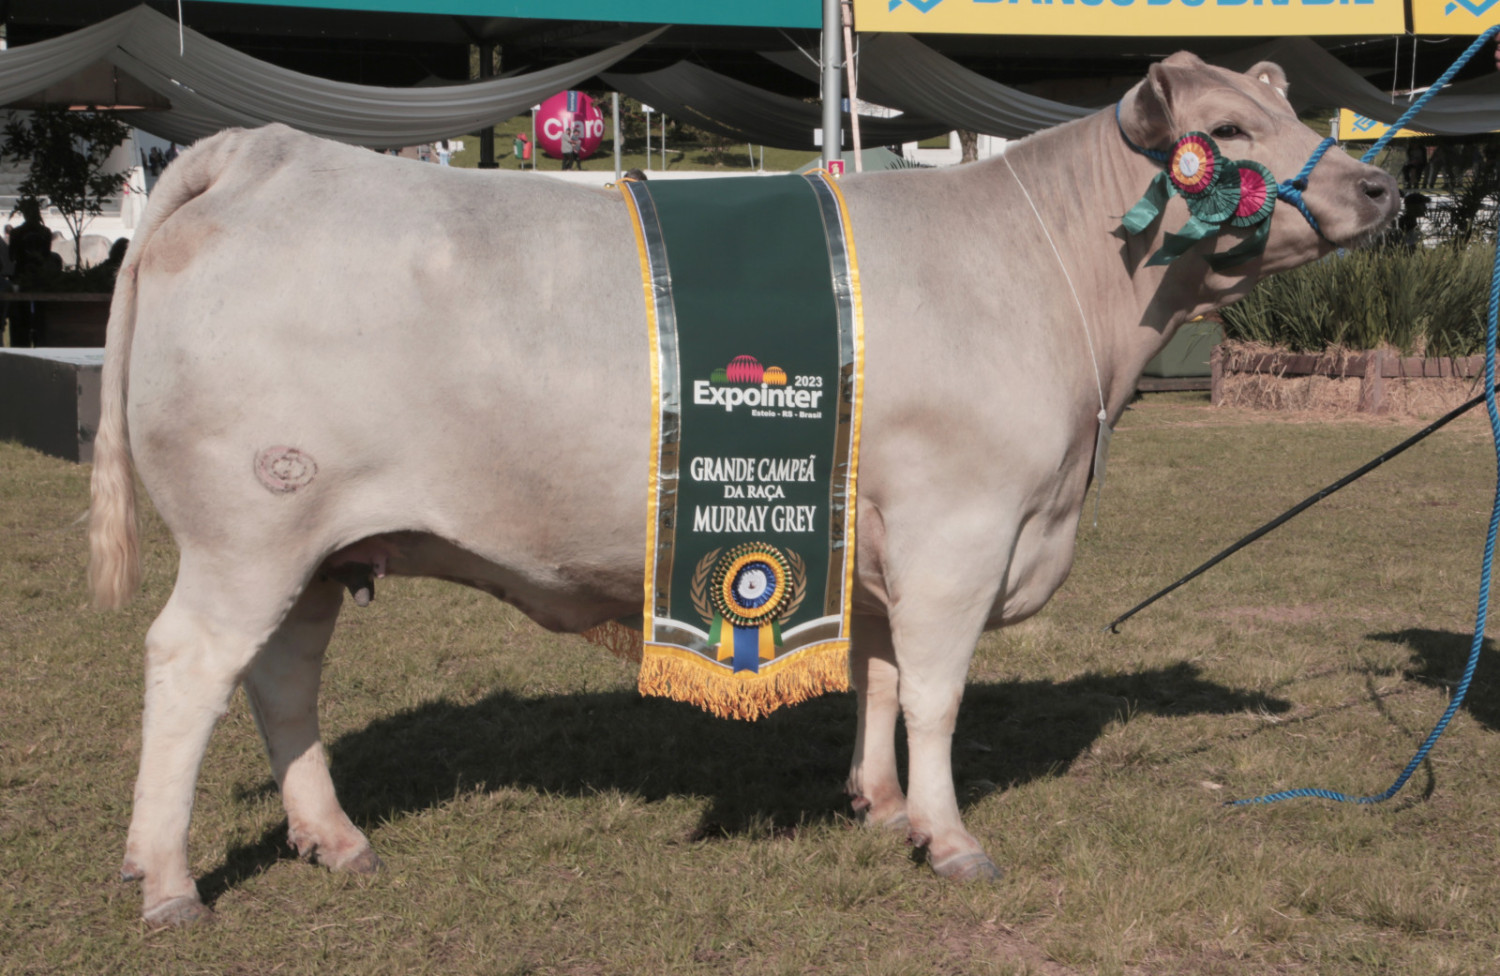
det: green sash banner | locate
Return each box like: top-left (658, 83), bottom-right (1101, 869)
top-left (613, 173), bottom-right (864, 720)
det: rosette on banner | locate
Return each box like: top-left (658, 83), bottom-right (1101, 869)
top-left (590, 173), bottom-right (864, 721)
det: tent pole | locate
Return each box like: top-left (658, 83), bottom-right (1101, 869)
top-left (821, 0), bottom-right (842, 173)
top-left (613, 91), bottom-right (621, 181)
top-left (478, 41), bottom-right (497, 169)
top-left (841, 0), bottom-right (861, 173)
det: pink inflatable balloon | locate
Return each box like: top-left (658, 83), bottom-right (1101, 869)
top-left (535, 91), bottom-right (604, 160)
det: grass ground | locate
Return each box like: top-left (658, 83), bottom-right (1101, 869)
top-left (5, 394), bottom-right (1500, 974)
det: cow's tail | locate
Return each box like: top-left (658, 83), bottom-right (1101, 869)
top-left (89, 135), bottom-right (231, 609)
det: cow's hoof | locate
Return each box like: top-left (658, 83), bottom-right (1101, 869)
top-left (874, 811), bottom-right (910, 833)
top-left (930, 851), bottom-right (1004, 882)
top-left (143, 895), bottom-right (213, 927)
top-left (334, 845), bottom-right (382, 876)
top-left (314, 841), bottom-right (381, 876)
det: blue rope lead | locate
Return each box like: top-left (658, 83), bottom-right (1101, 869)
top-left (1277, 137), bottom-right (1337, 236)
top-left (1233, 27), bottom-right (1500, 808)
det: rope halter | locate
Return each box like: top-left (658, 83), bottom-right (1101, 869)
top-left (1115, 102), bottom-right (1335, 270)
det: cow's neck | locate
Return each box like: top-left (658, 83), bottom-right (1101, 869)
top-left (982, 110), bottom-right (1243, 423)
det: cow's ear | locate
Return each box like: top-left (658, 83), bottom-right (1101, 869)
top-left (1121, 55), bottom-right (1195, 150)
top-left (1247, 60), bottom-right (1290, 101)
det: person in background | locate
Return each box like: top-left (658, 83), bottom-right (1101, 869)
top-left (104, 237), bottom-right (130, 272)
top-left (514, 132), bottom-right (530, 168)
top-left (436, 139), bottom-right (452, 166)
top-left (8, 199), bottom-right (53, 346)
top-left (560, 123), bottom-right (578, 171)
top-left (1392, 192), bottom-right (1429, 251)
top-left (1401, 141), bottom-right (1427, 189)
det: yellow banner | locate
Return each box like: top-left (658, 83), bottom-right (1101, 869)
top-left (1336, 109), bottom-right (1431, 141)
top-left (854, 0), bottom-right (1402, 36)
top-left (1412, 0), bottom-right (1500, 33)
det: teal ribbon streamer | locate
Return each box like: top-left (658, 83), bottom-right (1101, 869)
top-left (1148, 214), bottom-right (1223, 266)
top-left (1122, 171), bottom-right (1175, 235)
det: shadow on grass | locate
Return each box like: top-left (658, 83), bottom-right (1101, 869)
top-left (1370, 628), bottom-right (1500, 731)
top-left (200, 661), bottom-right (1287, 906)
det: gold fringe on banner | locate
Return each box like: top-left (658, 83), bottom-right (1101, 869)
top-left (637, 643), bottom-right (850, 721)
top-left (581, 621), bottom-right (644, 664)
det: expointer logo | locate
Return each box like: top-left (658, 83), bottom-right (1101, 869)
top-left (693, 355), bottom-right (824, 415)
top-left (887, 0), bottom-right (946, 10)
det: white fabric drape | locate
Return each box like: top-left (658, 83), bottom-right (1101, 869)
top-left (601, 60), bottom-right (950, 150)
top-left (0, 13), bottom-right (132, 105)
top-left (3, 6), bottom-right (664, 147)
top-left (760, 37), bottom-right (1090, 138)
top-left (771, 34), bottom-right (1500, 139)
top-left (1213, 37), bottom-right (1500, 137)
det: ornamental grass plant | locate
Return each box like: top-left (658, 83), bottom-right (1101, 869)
top-left (1219, 243), bottom-right (1495, 358)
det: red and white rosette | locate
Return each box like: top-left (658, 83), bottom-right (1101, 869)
top-left (1168, 133), bottom-right (1221, 196)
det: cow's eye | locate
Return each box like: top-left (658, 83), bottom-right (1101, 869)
top-left (1212, 124), bottom-right (1245, 140)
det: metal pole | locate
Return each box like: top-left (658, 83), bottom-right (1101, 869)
top-left (478, 42), bottom-right (497, 169)
top-left (820, 0), bottom-right (842, 173)
top-left (841, 0), bottom-right (862, 173)
top-left (1103, 383), bottom-right (1500, 634)
top-left (530, 109), bottom-right (537, 170)
top-left (661, 113), bottom-right (667, 171)
top-left (613, 92), bottom-right (621, 181)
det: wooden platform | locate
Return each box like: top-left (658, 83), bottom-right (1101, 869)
top-left (0, 348), bottom-right (103, 463)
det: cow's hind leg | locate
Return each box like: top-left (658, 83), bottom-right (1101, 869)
top-left (242, 578), bottom-right (378, 874)
top-left (122, 552), bottom-right (314, 925)
top-left (847, 613), bottom-right (908, 830)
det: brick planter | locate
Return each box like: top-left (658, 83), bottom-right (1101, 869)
top-left (1211, 344), bottom-right (1488, 416)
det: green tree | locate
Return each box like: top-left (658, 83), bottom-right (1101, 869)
top-left (2, 107), bottom-right (132, 269)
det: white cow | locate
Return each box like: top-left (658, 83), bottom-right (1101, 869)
top-left (89, 53), bottom-right (1398, 925)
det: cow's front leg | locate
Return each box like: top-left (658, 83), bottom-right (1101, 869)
top-left (242, 578), bottom-right (378, 875)
top-left (886, 551), bottom-right (1004, 881)
top-left (847, 613), bottom-right (907, 829)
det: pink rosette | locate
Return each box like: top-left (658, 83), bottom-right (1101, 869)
top-left (1229, 161), bottom-right (1277, 227)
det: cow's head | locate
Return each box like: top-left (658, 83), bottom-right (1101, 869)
top-left (1117, 52), bottom-right (1399, 277)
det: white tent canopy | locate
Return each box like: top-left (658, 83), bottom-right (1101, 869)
top-left (601, 60), bottom-right (950, 150)
top-left (0, 5), bottom-right (663, 147)
top-left (8, 5), bottom-right (1499, 152)
top-left (770, 33), bottom-right (1500, 139)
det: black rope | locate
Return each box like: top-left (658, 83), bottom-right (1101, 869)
top-left (1104, 383), bottom-right (1500, 634)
